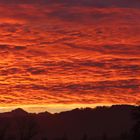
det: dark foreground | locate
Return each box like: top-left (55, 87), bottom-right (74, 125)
top-left (0, 105), bottom-right (140, 140)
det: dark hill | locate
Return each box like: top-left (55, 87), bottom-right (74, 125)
top-left (0, 105), bottom-right (139, 140)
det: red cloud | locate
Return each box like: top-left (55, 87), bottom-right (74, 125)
top-left (0, 1), bottom-right (139, 112)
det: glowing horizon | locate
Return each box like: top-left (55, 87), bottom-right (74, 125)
top-left (0, 103), bottom-right (138, 113)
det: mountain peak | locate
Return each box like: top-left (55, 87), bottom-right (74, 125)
top-left (11, 108), bottom-right (28, 116)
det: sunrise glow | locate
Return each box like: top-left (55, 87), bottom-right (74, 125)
top-left (0, 0), bottom-right (140, 112)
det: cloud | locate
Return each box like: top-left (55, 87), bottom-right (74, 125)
top-left (0, 1), bottom-right (139, 25)
top-left (0, 78), bottom-right (139, 105)
top-left (0, 0), bottom-right (140, 8)
top-left (26, 67), bottom-right (46, 75)
top-left (0, 0), bottom-right (139, 111)
top-left (64, 43), bottom-right (140, 56)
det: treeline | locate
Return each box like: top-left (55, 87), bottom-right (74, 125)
top-left (0, 106), bottom-right (139, 140)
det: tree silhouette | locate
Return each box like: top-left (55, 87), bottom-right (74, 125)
top-left (102, 134), bottom-right (108, 140)
top-left (81, 134), bottom-right (88, 140)
top-left (42, 137), bottom-right (48, 140)
top-left (131, 106), bottom-right (140, 140)
top-left (60, 133), bottom-right (68, 140)
top-left (15, 115), bottom-right (38, 140)
top-left (5, 135), bottom-right (17, 140)
top-left (0, 119), bottom-right (10, 140)
top-left (120, 132), bottom-right (129, 140)
top-left (53, 134), bottom-right (68, 140)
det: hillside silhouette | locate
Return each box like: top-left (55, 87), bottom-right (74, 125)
top-left (0, 105), bottom-right (139, 140)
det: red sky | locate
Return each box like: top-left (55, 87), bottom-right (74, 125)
top-left (0, 0), bottom-right (140, 113)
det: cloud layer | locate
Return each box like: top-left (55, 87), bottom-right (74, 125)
top-left (0, 0), bottom-right (140, 112)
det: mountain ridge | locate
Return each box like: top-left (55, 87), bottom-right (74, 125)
top-left (1, 104), bottom-right (137, 115)
top-left (0, 105), bottom-right (139, 140)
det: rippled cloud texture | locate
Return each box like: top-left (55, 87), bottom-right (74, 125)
top-left (0, 0), bottom-right (140, 112)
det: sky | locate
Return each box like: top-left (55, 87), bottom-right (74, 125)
top-left (0, 0), bottom-right (140, 113)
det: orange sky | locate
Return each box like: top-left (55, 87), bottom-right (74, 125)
top-left (0, 0), bottom-right (140, 113)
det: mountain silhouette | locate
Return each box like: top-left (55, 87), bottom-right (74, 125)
top-left (11, 108), bottom-right (28, 116)
top-left (0, 105), bottom-right (139, 140)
